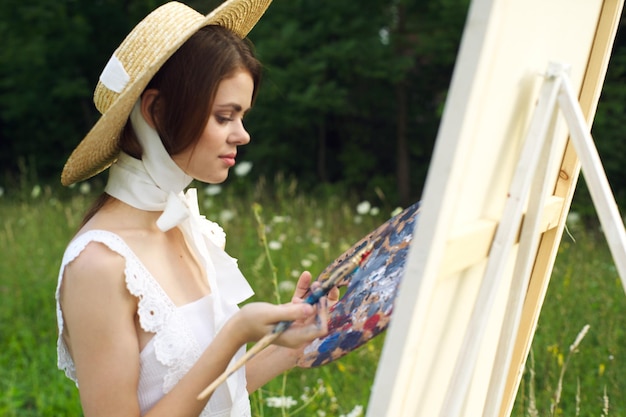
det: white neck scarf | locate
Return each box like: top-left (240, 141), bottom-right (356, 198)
top-left (105, 101), bottom-right (253, 403)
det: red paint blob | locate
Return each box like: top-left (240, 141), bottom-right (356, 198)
top-left (364, 313), bottom-right (380, 331)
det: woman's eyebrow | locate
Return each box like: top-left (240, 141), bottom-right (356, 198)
top-left (215, 103), bottom-right (244, 112)
top-left (215, 103), bottom-right (253, 117)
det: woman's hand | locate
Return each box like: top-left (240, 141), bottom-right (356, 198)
top-left (234, 298), bottom-right (328, 349)
top-left (278, 271), bottom-right (339, 356)
top-left (242, 271), bottom-right (339, 391)
top-left (231, 271), bottom-right (338, 349)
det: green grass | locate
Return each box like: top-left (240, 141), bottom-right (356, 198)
top-left (512, 222), bottom-right (626, 417)
top-left (0, 179), bottom-right (624, 416)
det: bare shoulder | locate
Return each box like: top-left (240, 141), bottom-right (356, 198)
top-left (74, 233), bottom-right (125, 260)
top-left (60, 239), bottom-right (135, 317)
top-left (64, 239), bottom-right (125, 285)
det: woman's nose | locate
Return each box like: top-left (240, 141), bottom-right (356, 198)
top-left (230, 119), bottom-right (251, 145)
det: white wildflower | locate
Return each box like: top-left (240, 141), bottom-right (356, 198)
top-left (31, 185), bottom-right (41, 199)
top-left (266, 396), bottom-right (297, 409)
top-left (272, 215), bottom-right (290, 224)
top-left (278, 280), bottom-right (296, 293)
top-left (567, 211), bottom-right (581, 225)
top-left (300, 386), bottom-right (311, 402)
top-left (340, 405), bottom-right (364, 417)
top-left (79, 182), bottom-right (91, 195)
top-left (369, 206), bottom-right (380, 216)
top-left (353, 215), bottom-right (363, 224)
top-left (379, 27), bottom-right (390, 45)
top-left (356, 201), bottom-right (371, 215)
top-left (205, 184), bottom-right (222, 196)
top-left (219, 209), bottom-right (235, 223)
top-left (290, 269), bottom-right (301, 278)
top-left (234, 161), bottom-right (253, 177)
top-left (316, 379), bottom-right (326, 394)
top-left (301, 259), bottom-right (313, 268)
top-left (391, 206), bottom-right (404, 217)
top-left (268, 240), bottom-right (282, 250)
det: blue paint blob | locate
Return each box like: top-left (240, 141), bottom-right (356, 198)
top-left (339, 331), bottom-right (363, 351)
top-left (318, 332), bottom-right (340, 354)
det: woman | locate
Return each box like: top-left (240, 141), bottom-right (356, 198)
top-left (55, 1), bottom-right (335, 416)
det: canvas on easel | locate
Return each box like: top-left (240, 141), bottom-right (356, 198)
top-left (366, 0), bottom-right (624, 416)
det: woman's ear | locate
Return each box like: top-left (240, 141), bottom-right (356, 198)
top-left (140, 89), bottom-right (159, 129)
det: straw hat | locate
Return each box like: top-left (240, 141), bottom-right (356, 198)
top-left (61, 0), bottom-right (272, 186)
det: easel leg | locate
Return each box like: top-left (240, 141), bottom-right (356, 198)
top-left (558, 74), bottom-right (626, 293)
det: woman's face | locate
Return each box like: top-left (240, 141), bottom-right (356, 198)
top-left (172, 69), bottom-right (254, 183)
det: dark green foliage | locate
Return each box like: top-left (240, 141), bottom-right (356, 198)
top-left (0, 0), bottom-right (166, 182)
top-left (245, 0), bottom-right (469, 204)
top-left (583, 26), bottom-right (626, 219)
top-left (0, 0), bottom-right (624, 212)
top-left (0, 0), bottom-right (469, 207)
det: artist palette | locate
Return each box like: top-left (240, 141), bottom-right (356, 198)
top-left (297, 201), bottom-right (420, 368)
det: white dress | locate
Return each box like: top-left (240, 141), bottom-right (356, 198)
top-left (56, 229), bottom-right (252, 416)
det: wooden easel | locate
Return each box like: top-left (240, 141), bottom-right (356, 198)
top-left (442, 61), bottom-right (626, 417)
top-left (366, 1), bottom-right (624, 415)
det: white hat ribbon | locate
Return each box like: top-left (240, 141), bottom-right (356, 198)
top-left (157, 192), bottom-right (191, 232)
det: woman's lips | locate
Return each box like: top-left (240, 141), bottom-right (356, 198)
top-left (220, 154), bottom-right (236, 167)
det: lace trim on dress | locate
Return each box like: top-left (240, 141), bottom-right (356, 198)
top-left (56, 229), bottom-right (202, 393)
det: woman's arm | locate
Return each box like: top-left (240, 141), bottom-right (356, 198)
top-left (60, 243), bottom-right (326, 417)
top-left (60, 242), bottom-right (148, 416)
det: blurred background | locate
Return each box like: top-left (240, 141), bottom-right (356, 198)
top-left (2, 2), bottom-right (626, 416)
top-left (1, 0), bottom-right (624, 214)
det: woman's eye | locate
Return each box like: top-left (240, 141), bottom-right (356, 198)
top-left (216, 114), bottom-right (234, 124)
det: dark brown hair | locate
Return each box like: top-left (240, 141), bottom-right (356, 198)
top-left (80, 25), bottom-right (262, 228)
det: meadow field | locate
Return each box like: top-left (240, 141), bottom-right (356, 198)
top-left (1, 177), bottom-right (624, 416)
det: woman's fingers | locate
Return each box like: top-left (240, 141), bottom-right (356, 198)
top-left (327, 286), bottom-right (340, 304)
top-left (293, 271), bottom-right (312, 301)
top-left (237, 302), bottom-right (312, 339)
top-left (275, 298), bottom-right (329, 347)
top-left (254, 301), bottom-right (315, 324)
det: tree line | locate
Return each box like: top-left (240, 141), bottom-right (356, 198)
top-left (1, 0), bottom-right (624, 213)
